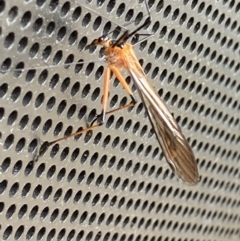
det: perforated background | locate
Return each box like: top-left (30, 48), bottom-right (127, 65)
top-left (0, 0), bottom-right (240, 240)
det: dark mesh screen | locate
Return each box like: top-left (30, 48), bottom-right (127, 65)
top-left (0, 0), bottom-right (240, 240)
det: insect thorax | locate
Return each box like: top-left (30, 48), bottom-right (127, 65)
top-left (105, 45), bottom-right (126, 69)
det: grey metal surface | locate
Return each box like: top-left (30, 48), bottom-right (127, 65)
top-left (0, 0), bottom-right (240, 240)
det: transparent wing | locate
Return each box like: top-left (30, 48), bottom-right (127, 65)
top-left (127, 64), bottom-right (200, 185)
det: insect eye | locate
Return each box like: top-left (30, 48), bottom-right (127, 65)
top-left (99, 35), bottom-right (108, 41)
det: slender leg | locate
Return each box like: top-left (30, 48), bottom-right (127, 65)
top-left (99, 65), bottom-right (137, 123)
top-left (113, 15), bottom-right (152, 47)
top-left (33, 124), bottom-right (101, 163)
top-left (100, 66), bottom-right (111, 123)
top-left (110, 65), bottom-right (134, 99)
top-left (90, 65), bottom-right (137, 126)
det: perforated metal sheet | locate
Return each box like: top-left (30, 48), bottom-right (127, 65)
top-left (0, 0), bottom-right (240, 240)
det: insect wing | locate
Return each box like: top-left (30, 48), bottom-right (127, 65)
top-left (127, 67), bottom-right (200, 185)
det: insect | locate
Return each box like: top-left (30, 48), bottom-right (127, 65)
top-left (34, 2), bottom-right (200, 185)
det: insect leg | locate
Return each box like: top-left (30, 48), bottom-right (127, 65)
top-left (33, 124), bottom-right (101, 164)
top-left (90, 65), bottom-right (112, 126)
top-left (90, 65), bottom-right (137, 126)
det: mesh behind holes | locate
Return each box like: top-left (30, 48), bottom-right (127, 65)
top-left (0, 0), bottom-right (240, 240)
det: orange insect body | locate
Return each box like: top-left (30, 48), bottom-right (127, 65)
top-left (88, 34), bottom-right (200, 185)
top-left (106, 43), bottom-right (142, 71)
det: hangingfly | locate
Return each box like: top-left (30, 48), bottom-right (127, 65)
top-left (36, 5), bottom-right (200, 185)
